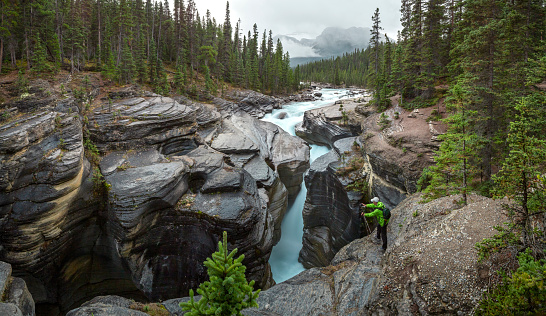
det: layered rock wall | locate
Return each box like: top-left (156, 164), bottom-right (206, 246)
top-left (298, 137), bottom-right (363, 268)
top-left (0, 91), bottom-right (308, 312)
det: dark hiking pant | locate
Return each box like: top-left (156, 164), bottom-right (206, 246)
top-left (376, 223), bottom-right (387, 250)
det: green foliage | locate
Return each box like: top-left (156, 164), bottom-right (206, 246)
top-left (336, 156), bottom-right (365, 176)
top-left (346, 178), bottom-right (367, 195)
top-left (475, 224), bottom-right (519, 263)
top-left (91, 166), bottom-right (110, 195)
top-left (476, 249), bottom-right (546, 315)
top-left (416, 167), bottom-right (432, 192)
top-left (422, 79), bottom-right (485, 205)
top-left (16, 70), bottom-right (29, 94)
top-left (31, 38), bottom-right (52, 73)
top-left (180, 231), bottom-right (260, 316)
top-left (84, 137), bottom-right (100, 165)
top-left (378, 113), bottom-right (390, 130)
top-left (492, 94), bottom-right (546, 247)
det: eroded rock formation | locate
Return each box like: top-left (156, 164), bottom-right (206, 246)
top-left (0, 90), bottom-right (308, 313)
top-left (298, 137), bottom-right (363, 268)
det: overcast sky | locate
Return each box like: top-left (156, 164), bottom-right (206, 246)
top-left (193, 0), bottom-right (403, 40)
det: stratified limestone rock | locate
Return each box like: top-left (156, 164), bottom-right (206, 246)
top-left (216, 112), bottom-right (309, 200)
top-left (88, 96), bottom-right (199, 154)
top-left (0, 111), bottom-right (103, 308)
top-left (1, 91), bottom-right (309, 310)
top-left (298, 137), bottom-right (362, 268)
top-left (295, 109), bottom-right (352, 147)
top-left (100, 146), bottom-right (274, 301)
top-left (215, 90), bottom-right (281, 118)
top-left (0, 261), bottom-right (35, 316)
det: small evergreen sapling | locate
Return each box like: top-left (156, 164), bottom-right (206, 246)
top-left (180, 231), bottom-right (260, 315)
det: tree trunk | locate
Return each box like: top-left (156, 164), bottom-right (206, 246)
top-left (98, 0), bottom-right (102, 66)
top-left (9, 40), bottom-right (16, 67)
top-left (0, 39), bottom-right (3, 74)
top-left (24, 33), bottom-right (31, 70)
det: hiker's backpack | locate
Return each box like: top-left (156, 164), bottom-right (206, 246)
top-left (382, 207), bottom-right (391, 220)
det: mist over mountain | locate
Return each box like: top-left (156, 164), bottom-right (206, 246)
top-left (275, 27), bottom-right (372, 67)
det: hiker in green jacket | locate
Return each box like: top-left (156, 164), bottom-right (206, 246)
top-left (361, 197), bottom-right (389, 251)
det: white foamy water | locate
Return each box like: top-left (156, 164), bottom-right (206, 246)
top-left (262, 88), bottom-right (360, 283)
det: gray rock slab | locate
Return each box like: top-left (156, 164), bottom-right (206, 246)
top-left (250, 268), bottom-right (334, 316)
top-left (0, 303), bottom-right (23, 316)
top-left (185, 146), bottom-right (225, 174)
top-left (6, 278), bottom-right (35, 316)
top-left (211, 132), bottom-right (259, 154)
top-left (0, 261), bottom-right (12, 298)
top-left (201, 168), bottom-right (243, 193)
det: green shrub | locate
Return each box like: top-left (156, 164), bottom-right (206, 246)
top-left (416, 167), bottom-right (432, 192)
top-left (477, 248), bottom-right (546, 315)
top-left (379, 113), bottom-right (390, 130)
top-left (180, 231), bottom-right (260, 315)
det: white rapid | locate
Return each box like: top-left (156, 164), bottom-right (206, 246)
top-left (263, 88), bottom-right (359, 283)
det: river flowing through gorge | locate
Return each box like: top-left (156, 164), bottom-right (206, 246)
top-left (262, 88), bottom-right (361, 283)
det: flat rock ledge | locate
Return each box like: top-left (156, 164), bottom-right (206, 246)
top-left (243, 193), bottom-right (510, 315)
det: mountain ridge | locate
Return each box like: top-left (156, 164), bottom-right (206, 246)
top-left (275, 26), bottom-right (372, 67)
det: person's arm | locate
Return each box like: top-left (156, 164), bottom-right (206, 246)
top-left (363, 209), bottom-right (381, 218)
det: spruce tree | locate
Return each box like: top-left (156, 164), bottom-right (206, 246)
top-left (493, 94), bottom-right (546, 248)
top-left (369, 8), bottom-right (383, 103)
top-left (422, 77), bottom-right (484, 205)
top-left (180, 231), bottom-right (260, 316)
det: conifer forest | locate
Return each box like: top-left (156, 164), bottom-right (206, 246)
top-left (0, 0), bottom-right (299, 95)
top-left (301, 0), bottom-right (546, 238)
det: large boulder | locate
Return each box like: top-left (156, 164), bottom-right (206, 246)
top-left (212, 111), bottom-right (309, 200)
top-left (295, 108), bottom-right (353, 147)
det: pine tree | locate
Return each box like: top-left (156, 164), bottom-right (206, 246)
top-left (31, 38), bottom-right (51, 72)
top-left (423, 77), bottom-right (485, 205)
top-left (174, 63), bottom-right (186, 94)
top-left (119, 38), bottom-right (136, 84)
top-left (369, 8), bottom-right (383, 102)
top-left (493, 94), bottom-right (546, 249)
top-left (180, 231), bottom-right (260, 316)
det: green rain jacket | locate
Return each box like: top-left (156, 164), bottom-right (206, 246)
top-left (363, 202), bottom-right (389, 227)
